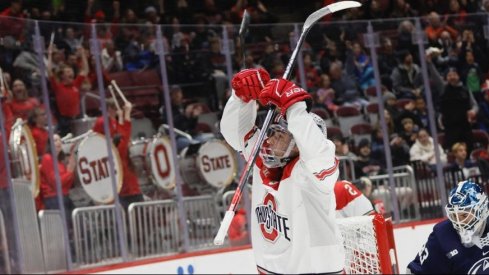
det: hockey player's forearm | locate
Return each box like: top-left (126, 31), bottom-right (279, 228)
top-left (220, 92), bottom-right (258, 153)
top-left (286, 102), bottom-right (334, 161)
top-left (286, 102), bottom-right (338, 182)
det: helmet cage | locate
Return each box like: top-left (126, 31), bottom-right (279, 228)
top-left (259, 119), bottom-right (296, 168)
top-left (258, 113), bottom-right (327, 168)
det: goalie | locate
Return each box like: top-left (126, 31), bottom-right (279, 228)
top-left (220, 68), bottom-right (345, 274)
top-left (407, 181), bottom-right (489, 274)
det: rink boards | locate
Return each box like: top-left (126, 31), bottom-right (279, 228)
top-left (65, 218), bottom-right (442, 274)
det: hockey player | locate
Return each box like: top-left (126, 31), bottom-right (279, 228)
top-left (220, 68), bottom-right (345, 274)
top-left (407, 180), bottom-right (489, 274)
top-left (335, 180), bottom-right (375, 218)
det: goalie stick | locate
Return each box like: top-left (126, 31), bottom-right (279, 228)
top-left (214, 1), bottom-right (362, 245)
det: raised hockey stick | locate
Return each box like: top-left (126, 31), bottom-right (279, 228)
top-left (214, 1), bottom-right (362, 246)
top-left (239, 9), bottom-right (250, 69)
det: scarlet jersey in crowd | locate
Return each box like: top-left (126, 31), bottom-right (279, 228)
top-left (229, 208), bottom-right (249, 245)
top-left (0, 101), bottom-right (13, 140)
top-left (221, 96), bottom-right (344, 273)
top-left (4, 97), bottom-right (39, 121)
top-left (49, 75), bottom-right (85, 118)
top-left (0, 6), bottom-right (25, 41)
top-left (39, 154), bottom-right (74, 198)
top-left (92, 118), bottom-right (141, 197)
top-left (116, 121), bottom-right (141, 196)
top-left (30, 125), bottom-right (49, 155)
top-left (334, 180), bottom-right (374, 218)
top-left (0, 135), bottom-right (7, 190)
top-left (92, 116), bottom-right (119, 137)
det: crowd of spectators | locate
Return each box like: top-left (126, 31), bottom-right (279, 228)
top-left (0, 0), bottom-right (489, 207)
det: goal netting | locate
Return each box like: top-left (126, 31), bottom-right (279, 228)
top-left (337, 214), bottom-right (398, 274)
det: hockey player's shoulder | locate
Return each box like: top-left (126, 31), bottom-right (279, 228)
top-left (334, 180), bottom-right (361, 198)
top-left (433, 219), bottom-right (456, 235)
top-left (432, 219), bottom-right (461, 249)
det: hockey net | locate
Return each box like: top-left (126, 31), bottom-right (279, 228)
top-left (337, 214), bottom-right (399, 274)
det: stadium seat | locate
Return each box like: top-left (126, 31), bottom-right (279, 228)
top-left (195, 122), bottom-right (213, 134)
top-left (350, 123), bottom-right (373, 148)
top-left (396, 98), bottom-right (413, 111)
top-left (85, 96), bottom-right (101, 116)
top-left (131, 69), bottom-right (161, 87)
top-left (470, 148), bottom-right (489, 161)
top-left (190, 102), bottom-right (212, 114)
top-left (311, 107), bottom-right (330, 119)
top-left (364, 86), bottom-right (378, 102)
top-left (311, 107), bottom-right (334, 127)
top-left (335, 106), bottom-right (365, 136)
top-left (472, 129), bottom-right (489, 150)
top-left (109, 71), bottom-right (133, 87)
top-left (326, 126), bottom-right (343, 139)
top-left (365, 102), bottom-right (379, 126)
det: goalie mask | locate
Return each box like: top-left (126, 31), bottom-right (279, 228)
top-left (445, 181), bottom-right (489, 247)
top-left (259, 113), bottom-right (327, 168)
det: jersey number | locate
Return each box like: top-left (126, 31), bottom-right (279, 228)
top-left (418, 244), bottom-right (429, 265)
top-left (344, 184), bottom-right (358, 196)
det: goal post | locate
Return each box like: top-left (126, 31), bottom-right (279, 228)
top-left (337, 214), bottom-right (399, 274)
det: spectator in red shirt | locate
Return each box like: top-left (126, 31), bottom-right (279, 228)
top-left (4, 79), bottom-right (40, 123)
top-left (92, 98), bottom-right (122, 137)
top-left (424, 12), bottom-right (458, 43)
top-left (0, 0), bottom-right (25, 42)
top-left (1, 94), bottom-right (13, 139)
top-left (229, 208), bottom-right (249, 246)
top-left (0, 133), bottom-right (8, 191)
top-left (229, 195), bottom-right (250, 246)
top-left (39, 133), bottom-right (76, 221)
top-left (47, 45), bottom-right (89, 137)
top-left (296, 52), bottom-right (321, 90)
top-left (92, 98), bottom-right (143, 210)
top-left (28, 107), bottom-right (49, 156)
top-left (115, 101), bottom-right (143, 210)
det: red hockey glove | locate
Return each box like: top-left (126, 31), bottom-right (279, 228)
top-left (231, 68), bottom-right (270, 103)
top-left (258, 79), bottom-right (311, 115)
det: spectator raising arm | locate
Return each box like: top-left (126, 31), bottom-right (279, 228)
top-left (77, 46), bottom-right (89, 77)
top-left (47, 43), bottom-right (54, 78)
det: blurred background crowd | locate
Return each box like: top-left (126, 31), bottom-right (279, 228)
top-left (1, 1), bottom-right (488, 174)
top-left (1, 0), bottom-right (489, 273)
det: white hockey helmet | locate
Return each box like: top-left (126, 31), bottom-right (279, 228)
top-left (259, 113), bottom-right (327, 168)
top-left (445, 181), bottom-right (489, 247)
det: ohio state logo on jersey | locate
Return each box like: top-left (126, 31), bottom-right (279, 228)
top-left (255, 193), bottom-right (291, 242)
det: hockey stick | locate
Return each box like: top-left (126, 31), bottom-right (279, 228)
top-left (239, 9), bottom-right (250, 69)
top-left (214, 1), bottom-right (362, 245)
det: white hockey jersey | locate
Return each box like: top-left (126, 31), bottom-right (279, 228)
top-left (334, 180), bottom-right (375, 218)
top-left (220, 94), bottom-right (345, 274)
